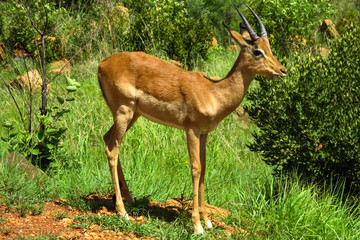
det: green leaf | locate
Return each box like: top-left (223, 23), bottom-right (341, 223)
top-left (29, 148), bottom-right (40, 155)
top-left (65, 76), bottom-right (81, 87)
top-left (46, 128), bottom-right (58, 135)
top-left (55, 109), bottom-right (70, 118)
top-left (26, 134), bottom-right (32, 142)
top-left (66, 85), bottom-right (77, 92)
top-left (57, 96), bottom-right (65, 104)
top-left (37, 130), bottom-right (45, 142)
top-left (9, 132), bottom-right (18, 138)
top-left (39, 115), bottom-right (52, 126)
top-left (58, 127), bottom-right (68, 134)
top-left (9, 139), bottom-right (19, 145)
top-left (45, 143), bottom-right (54, 150)
top-left (2, 122), bottom-right (13, 128)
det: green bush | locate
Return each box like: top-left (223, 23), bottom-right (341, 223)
top-left (184, 0), bottom-right (340, 55)
top-left (183, 0), bottom-right (234, 44)
top-left (1, 0), bottom-right (213, 67)
top-left (246, 0), bottom-right (337, 55)
top-left (245, 23), bottom-right (360, 192)
top-left (123, 0), bottom-right (213, 67)
top-left (0, 0), bottom-right (68, 62)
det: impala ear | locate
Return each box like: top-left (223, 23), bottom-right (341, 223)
top-left (239, 23), bottom-right (252, 42)
top-left (223, 22), bottom-right (249, 48)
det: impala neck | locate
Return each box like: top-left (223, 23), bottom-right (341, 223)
top-left (214, 52), bottom-right (255, 114)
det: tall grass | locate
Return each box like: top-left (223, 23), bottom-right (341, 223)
top-left (1, 49), bottom-right (360, 239)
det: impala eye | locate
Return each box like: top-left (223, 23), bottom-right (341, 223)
top-left (253, 49), bottom-right (264, 57)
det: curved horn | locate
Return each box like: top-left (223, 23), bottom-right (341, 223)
top-left (234, 4), bottom-right (259, 41)
top-left (245, 3), bottom-right (268, 38)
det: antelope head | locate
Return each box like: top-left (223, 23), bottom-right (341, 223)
top-left (224, 4), bottom-right (287, 78)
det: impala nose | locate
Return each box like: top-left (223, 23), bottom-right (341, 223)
top-left (280, 68), bottom-right (287, 76)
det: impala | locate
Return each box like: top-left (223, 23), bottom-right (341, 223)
top-left (98, 4), bottom-right (286, 234)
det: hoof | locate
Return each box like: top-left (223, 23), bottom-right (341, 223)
top-left (205, 220), bottom-right (213, 228)
top-left (194, 225), bottom-right (204, 235)
top-left (123, 213), bottom-right (129, 220)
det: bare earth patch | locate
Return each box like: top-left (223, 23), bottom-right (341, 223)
top-left (0, 195), bottom-right (236, 239)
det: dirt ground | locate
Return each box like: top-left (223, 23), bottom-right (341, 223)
top-left (0, 195), bottom-right (234, 239)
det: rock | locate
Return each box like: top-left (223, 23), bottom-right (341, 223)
top-left (210, 37), bottom-right (218, 49)
top-left (162, 197), bottom-right (231, 217)
top-left (0, 152), bottom-right (47, 179)
top-left (13, 46), bottom-right (30, 59)
top-left (289, 35), bottom-right (307, 51)
top-left (319, 47), bottom-right (330, 58)
top-left (336, 18), bottom-right (351, 33)
top-left (321, 19), bottom-right (339, 38)
top-left (8, 69), bottom-right (51, 92)
top-left (107, 6), bottom-right (130, 32)
top-left (8, 69), bottom-right (40, 90)
top-left (170, 59), bottom-right (184, 68)
top-left (50, 59), bottom-right (71, 75)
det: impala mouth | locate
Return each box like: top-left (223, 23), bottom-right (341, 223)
top-left (275, 71), bottom-right (286, 78)
top-left (279, 69), bottom-right (287, 77)
top-left (274, 73), bottom-right (286, 79)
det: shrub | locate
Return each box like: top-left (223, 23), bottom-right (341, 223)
top-left (247, 0), bottom-right (337, 55)
top-left (123, 0), bottom-right (213, 67)
top-left (245, 23), bottom-right (360, 192)
top-left (183, 0), bottom-right (234, 44)
top-left (2, 76), bottom-right (82, 169)
top-left (0, 0), bottom-right (68, 62)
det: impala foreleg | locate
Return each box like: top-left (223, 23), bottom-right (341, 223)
top-left (186, 128), bottom-right (204, 234)
top-left (199, 133), bottom-right (213, 229)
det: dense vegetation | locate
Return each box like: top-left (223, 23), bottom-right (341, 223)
top-left (1, 0), bottom-right (360, 239)
top-left (246, 24), bottom-right (360, 192)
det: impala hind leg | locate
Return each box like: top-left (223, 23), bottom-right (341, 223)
top-left (104, 108), bottom-right (137, 217)
top-left (104, 125), bottom-right (133, 203)
top-left (113, 113), bottom-right (139, 203)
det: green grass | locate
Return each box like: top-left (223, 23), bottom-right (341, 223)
top-left (1, 49), bottom-right (360, 239)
